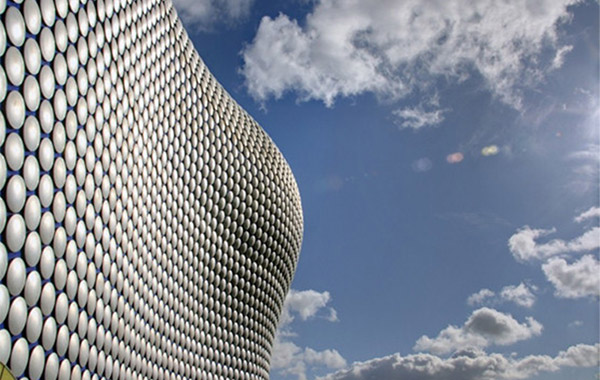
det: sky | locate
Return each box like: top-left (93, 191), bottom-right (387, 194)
top-left (170, 1), bottom-right (599, 379)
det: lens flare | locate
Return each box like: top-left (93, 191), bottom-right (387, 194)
top-left (446, 152), bottom-right (464, 164)
top-left (412, 158), bottom-right (433, 172)
top-left (481, 145), bottom-right (499, 156)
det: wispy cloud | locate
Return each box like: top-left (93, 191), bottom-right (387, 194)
top-left (272, 289), bottom-right (345, 380)
top-left (414, 307), bottom-right (542, 355)
top-left (574, 206), bottom-right (600, 223)
top-left (172, 0), bottom-right (253, 30)
top-left (394, 106), bottom-right (447, 130)
top-left (467, 289), bottom-right (495, 306)
top-left (242, 0), bottom-right (581, 109)
top-left (568, 320), bottom-right (583, 328)
top-left (566, 144), bottom-right (600, 195)
top-left (568, 145), bottom-right (600, 162)
top-left (317, 344), bottom-right (599, 380)
top-left (468, 283), bottom-right (538, 308)
top-left (551, 45), bottom-right (574, 70)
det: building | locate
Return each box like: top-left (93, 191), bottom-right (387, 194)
top-left (0, 0), bottom-right (303, 378)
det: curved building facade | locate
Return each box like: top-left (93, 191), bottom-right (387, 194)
top-left (0, 0), bottom-right (303, 379)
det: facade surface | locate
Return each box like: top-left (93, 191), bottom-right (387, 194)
top-left (0, 0), bottom-right (303, 379)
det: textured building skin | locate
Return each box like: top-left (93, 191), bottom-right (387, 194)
top-left (0, 0), bottom-right (303, 379)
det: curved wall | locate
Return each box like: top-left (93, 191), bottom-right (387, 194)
top-left (0, 0), bottom-right (303, 379)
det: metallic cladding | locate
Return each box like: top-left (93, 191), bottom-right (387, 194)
top-left (0, 0), bottom-right (303, 378)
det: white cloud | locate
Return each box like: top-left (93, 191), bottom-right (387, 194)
top-left (271, 339), bottom-right (346, 380)
top-left (242, 0), bottom-right (580, 109)
top-left (499, 283), bottom-right (537, 308)
top-left (273, 289), bottom-right (345, 380)
top-left (394, 106), bottom-right (447, 129)
top-left (568, 320), bottom-right (583, 328)
top-left (508, 209), bottom-right (600, 300)
top-left (508, 226), bottom-right (600, 261)
top-left (467, 283), bottom-right (537, 308)
top-left (172, 0), bottom-right (252, 29)
top-left (467, 289), bottom-right (495, 306)
top-left (326, 307), bottom-right (338, 322)
top-left (305, 347), bottom-right (347, 369)
top-left (316, 344), bottom-right (600, 380)
top-left (280, 289), bottom-right (336, 325)
top-left (551, 45), bottom-right (574, 69)
top-left (241, 13), bottom-right (391, 107)
top-left (568, 145), bottom-right (600, 162)
top-left (574, 206), bottom-right (600, 223)
top-left (566, 145), bottom-right (600, 194)
top-left (273, 340), bottom-right (304, 373)
top-left (542, 255), bottom-right (600, 298)
top-left (414, 308), bottom-right (542, 355)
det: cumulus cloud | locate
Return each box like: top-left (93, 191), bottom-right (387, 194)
top-left (499, 283), bottom-right (537, 308)
top-left (272, 289), bottom-right (345, 380)
top-left (172, 0), bottom-right (252, 29)
top-left (280, 289), bottom-right (338, 326)
top-left (271, 339), bottom-right (346, 380)
top-left (508, 226), bottom-right (600, 261)
top-left (241, 0), bottom-right (580, 109)
top-left (414, 308), bottom-right (542, 355)
top-left (509, 209), bottom-right (600, 300)
top-left (542, 255), bottom-right (600, 298)
top-left (316, 343), bottom-right (600, 380)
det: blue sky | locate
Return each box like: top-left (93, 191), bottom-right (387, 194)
top-left (171, 0), bottom-right (599, 379)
